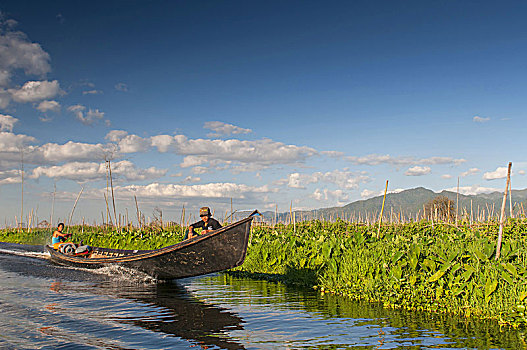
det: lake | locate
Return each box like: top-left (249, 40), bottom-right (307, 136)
top-left (0, 242), bottom-right (524, 349)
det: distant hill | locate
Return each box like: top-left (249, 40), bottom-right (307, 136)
top-left (261, 187), bottom-right (527, 223)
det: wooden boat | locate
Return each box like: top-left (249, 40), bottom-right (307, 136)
top-left (45, 211), bottom-right (258, 280)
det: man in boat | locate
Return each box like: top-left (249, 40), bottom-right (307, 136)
top-left (51, 223), bottom-right (72, 249)
top-left (186, 207), bottom-right (222, 239)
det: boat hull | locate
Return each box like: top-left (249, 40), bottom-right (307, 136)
top-left (45, 215), bottom-right (253, 280)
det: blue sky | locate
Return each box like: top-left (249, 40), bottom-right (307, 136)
top-left (0, 1), bottom-right (526, 225)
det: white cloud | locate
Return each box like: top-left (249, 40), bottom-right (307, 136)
top-left (0, 22), bottom-right (51, 88)
top-left (286, 169), bottom-right (370, 189)
top-left (360, 189), bottom-right (377, 199)
top-left (360, 187), bottom-right (404, 199)
top-left (346, 154), bottom-right (465, 166)
top-left (104, 132), bottom-right (318, 170)
top-left (30, 160), bottom-right (166, 182)
top-left (0, 114), bottom-right (17, 132)
top-left (82, 89), bottom-right (102, 95)
top-left (0, 131), bottom-right (36, 152)
top-left (441, 174), bottom-right (452, 179)
top-left (181, 176), bottom-right (201, 184)
top-left (36, 100), bottom-right (60, 113)
top-left (105, 130), bottom-right (128, 142)
top-left (519, 170), bottom-right (525, 175)
top-left (473, 116), bottom-right (490, 123)
top-left (9, 80), bottom-right (61, 102)
top-left (115, 134), bottom-right (150, 153)
top-left (445, 185), bottom-right (499, 195)
top-left (67, 104), bottom-right (106, 125)
top-left (114, 82), bottom-right (128, 92)
top-left (404, 166), bottom-right (431, 176)
top-left (0, 169), bottom-right (21, 185)
top-left (483, 167), bottom-right (509, 180)
top-left (204, 121), bottom-right (252, 137)
top-left (311, 188), bottom-right (349, 203)
top-left (460, 168), bottom-right (480, 177)
top-left (191, 166), bottom-right (209, 175)
top-left (100, 182), bottom-right (274, 200)
top-left (321, 150), bottom-right (344, 158)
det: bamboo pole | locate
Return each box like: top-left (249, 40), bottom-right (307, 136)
top-left (107, 160), bottom-right (118, 229)
top-left (377, 180), bottom-right (388, 238)
top-left (134, 195), bottom-right (142, 229)
top-left (67, 187), bottom-right (84, 229)
top-left (456, 177), bottom-right (459, 226)
top-left (509, 177), bottom-right (513, 218)
top-left (496, 162), bottom-right (512, 260)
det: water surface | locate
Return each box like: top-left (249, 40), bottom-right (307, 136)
top-left (0, 242), bottom-right (524, 349)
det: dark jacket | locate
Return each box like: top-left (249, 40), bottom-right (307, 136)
top-left (186, 217), bottom-right (222, 239)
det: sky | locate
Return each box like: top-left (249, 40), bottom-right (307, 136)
top-left (0, 0), bottom-right (526, 226)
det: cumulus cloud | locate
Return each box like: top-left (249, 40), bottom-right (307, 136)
top-left (311, 188), bottom-right (349, 203)
top-left (104, 131), bottom-right (318, 170)
top-left (519, 170), bottom-right (526, 175)
top-left (0, 114), bottom-right (17, 132)
top-left (404, 166), bottom-right (431, 176)
top-left (0, 169), bottom-right (21, 184)
top-left (9, 80), bottom-right (61, 102)
top-left (286, 169), bottom-right (370, 190)
top-left (67, 104), bottom-right (106, 125)
top-left (483, 167), bottom-right (509, 180)
top-left (473, 116), bottom-right (490, 123)
top-left (346, 154), bottom-right (465, 166)
top-left (30, 160), bottom-right (166, 182)
top-left (460, 168), bottom-right (480, 177)
top-left (36, 100), bottom-right (60, 113)
top-left (445, 185), bottom-right (499, 195)
top-left (204, 121), bottom-right (252, 137)
top-left (441, 174), bottom-right (453, 179)
top-left (0, 21), bottom-right (51, 88)
top-left (93, 182), bottom-right (274, 200)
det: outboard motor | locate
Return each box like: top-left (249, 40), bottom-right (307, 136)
top-left (59, 243), bottom-right (76, 255)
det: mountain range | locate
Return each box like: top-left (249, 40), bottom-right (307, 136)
top-left (262, 187), bottom-right (527, 223)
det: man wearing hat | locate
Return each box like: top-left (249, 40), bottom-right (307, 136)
top-left (186, 207), bottom-right (222, 239)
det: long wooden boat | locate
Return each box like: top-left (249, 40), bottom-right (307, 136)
top-left (45, 211), bottom-right (257, 280)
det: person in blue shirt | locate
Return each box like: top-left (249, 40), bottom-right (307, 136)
top-left (51, 223), bottom-right (71, 249)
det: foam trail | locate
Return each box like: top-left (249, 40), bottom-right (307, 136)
top-left (0, 248), bottom-right (50, 259)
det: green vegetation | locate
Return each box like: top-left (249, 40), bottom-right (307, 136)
top-left (2, 219), bottom-right (527, 327)
top-left (0, 224), bottom-right (185, 250)
top-left (234, 219), bottom-right (527, 328)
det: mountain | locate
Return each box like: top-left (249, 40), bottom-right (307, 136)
top-left (261, 187), bottom-right (527, 223)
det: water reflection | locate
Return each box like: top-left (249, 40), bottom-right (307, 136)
top-left (190, 274), bottom-right (527, 349)
top-left (52, 280), bottom-right (246, 349)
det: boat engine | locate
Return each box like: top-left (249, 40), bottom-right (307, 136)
top-left (59, 243), bottom-right (77, 255)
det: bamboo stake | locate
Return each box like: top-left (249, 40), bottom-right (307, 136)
top-left (496, 162), bottom-right (512, 260)
top-left (67, 187), bottom-right (84, 229)
top-left (134, 195), bottom-right (141, 229)
top-left (377, 180), bottom-right (388, 238)
top-left (509, 178), bottom-right (513, 218)
top-left (456, 177), bottom-right (459, 226)
top-left (107, 160), bottom-right (118, 229)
